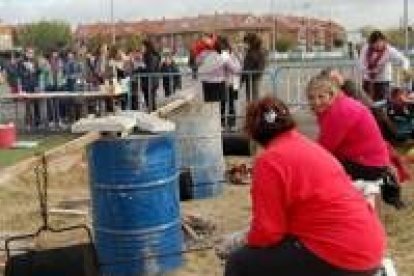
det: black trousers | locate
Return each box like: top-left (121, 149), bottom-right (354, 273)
top-left (244, 75), bottom-right (261, 102)
top-left (24, 89), bottom-right (41, 127)
top-left (142, 86), bottom-right (157, 111)
top-left (221, 86), bottom-right (238, 128)
top-left (225, 238), bottom-right (379, 276)
top-left (25, 100), bottom-right (41, 127)
top-left (202, 81), bottom-right (225, 102)
top-left (363, 80), bottom-right (390, 102)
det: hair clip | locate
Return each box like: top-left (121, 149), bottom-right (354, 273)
top-left (264, 109), bottom-right (277, 123)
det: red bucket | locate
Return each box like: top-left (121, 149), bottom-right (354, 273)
top-left (0, 123), bottom-right (16, 149)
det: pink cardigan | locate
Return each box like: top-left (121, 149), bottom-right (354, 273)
top-left (317, 93), bottom-right (390, 167)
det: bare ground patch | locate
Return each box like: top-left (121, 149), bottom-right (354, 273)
top-left (1, 148), bottom-right (414, 275)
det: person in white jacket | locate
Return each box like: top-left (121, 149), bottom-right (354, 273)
top-left (359, 30), bottom-right (410, 101)
top-left (195, 35), bottom-right (241, 127)
top-left (217, 36), bottom-right (242, 130)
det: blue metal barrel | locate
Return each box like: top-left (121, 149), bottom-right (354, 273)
top-left (88, 133), bottom-right (183, 276)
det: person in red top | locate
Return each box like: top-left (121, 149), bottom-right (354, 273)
top-left (224, 97), bottom-right (385, 276)
top-left (320, 69), bottom-right (408, 209)
top-left (306, 76), bottom-right (391, 208)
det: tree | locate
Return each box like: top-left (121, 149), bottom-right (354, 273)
top-left (384, 29), bottom-right (405, 48)
top-left (275, 35), bottom-right (296, 52)
top-left (15, 20), bottom-right (73, 54)
top-left (119, 35), bottom-right (143, 53)
top-left (83, 34), bottom-right (143, 54)
top-left (85, 34), bottom-right (111, 54)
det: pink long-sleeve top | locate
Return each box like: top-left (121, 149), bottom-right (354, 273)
top-left (317, 93), bottom-right (390, 167)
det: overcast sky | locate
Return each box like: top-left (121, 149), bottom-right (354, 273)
top-left (0, 0), bottom-right (411, 30)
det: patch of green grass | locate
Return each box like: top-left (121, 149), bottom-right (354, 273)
top-left (0, 134), bottom-right (78, 168)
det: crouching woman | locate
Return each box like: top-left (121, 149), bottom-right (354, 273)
top-left (306, 76), bottom-right (391, 209)
top-left (224, 97), bottom-right (385, 276)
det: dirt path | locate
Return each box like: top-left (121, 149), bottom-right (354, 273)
top-left (173, 185), bottom-right (251, 276)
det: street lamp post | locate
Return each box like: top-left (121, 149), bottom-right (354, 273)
top-left (329, 0), bottom-right (333, 51)
top-left (110, 0), bottom-right (115, 45)
top-left (270, 0), bottom-right (276, 52)
top-left (403, 0), bottom-right (409, 54)
top-left (303, 2), bottom-right (311, 52)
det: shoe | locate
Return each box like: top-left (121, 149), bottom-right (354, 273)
top-left (380, 257), bottom-right (397, 276)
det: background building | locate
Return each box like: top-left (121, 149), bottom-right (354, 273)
top-left (75, 13), bottom-right (346, 54)
top-left (0, 24), bottom-right (14, 50)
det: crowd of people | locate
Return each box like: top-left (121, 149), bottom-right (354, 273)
top-left (0, 40), bottom-right (185, 125)
top-left (0, 42), bottom-right (183, 95)
top-left (0, 32), bottom-right (268, 128)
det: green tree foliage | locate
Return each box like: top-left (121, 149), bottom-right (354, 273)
top-left (15, 20), bottom-right (73, 54)
top-left (275, 35), bottom-right (296, 52)
top-left (119, 35), bottom-right (143, 53)
top-left (85, 34), bottom-right (111, 54)
top-left (84, 34), bottom-right (143, 54)
top-left (384, 29), bottom-right (406, 49)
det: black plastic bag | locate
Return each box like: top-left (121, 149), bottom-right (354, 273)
top-left (179, 168), bottom-right (193, 201)
top-left (381, 172), bottom-right (406, 209)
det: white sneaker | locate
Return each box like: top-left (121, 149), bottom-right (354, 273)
top-left (377, 257), bottom-right (398, 276)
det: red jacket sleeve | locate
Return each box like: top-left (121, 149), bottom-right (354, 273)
top-left (247, 156), bottom-right (290, 247)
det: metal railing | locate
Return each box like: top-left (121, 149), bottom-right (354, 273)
top-left (273, 60), bottom-right (412, 107)
top-left (0, 60), bottom-right (412, 133)
top-left (126, 69), bottom-right (279, 132)
top-left (0, 69), bottom-right (279, 132)
top-left (273, 60), bottom-right (360, 108)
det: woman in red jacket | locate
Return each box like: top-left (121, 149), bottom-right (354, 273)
top-left (306, 76), bottom-right (391, 208)
top-left (224, 97), bottom-right (385, 276)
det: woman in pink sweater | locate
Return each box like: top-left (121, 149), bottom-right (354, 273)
top-left (306, 76), bottom-right (390, 207)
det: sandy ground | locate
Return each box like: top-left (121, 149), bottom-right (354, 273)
top-left (1, 148), bottom-right (414, 275)
top-left (0, 148), bottom-right (89, 234)
top-left (172, 184), bottom-right (251, 276)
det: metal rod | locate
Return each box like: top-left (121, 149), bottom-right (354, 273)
top-left (403, 0), bottom-right (409, 54)
top-left (271, 0), bottom-right (276, 51)
top-left (110, 0), bottom-right (115, 45)
top-left (329, 0), bottom-right (333, 50)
